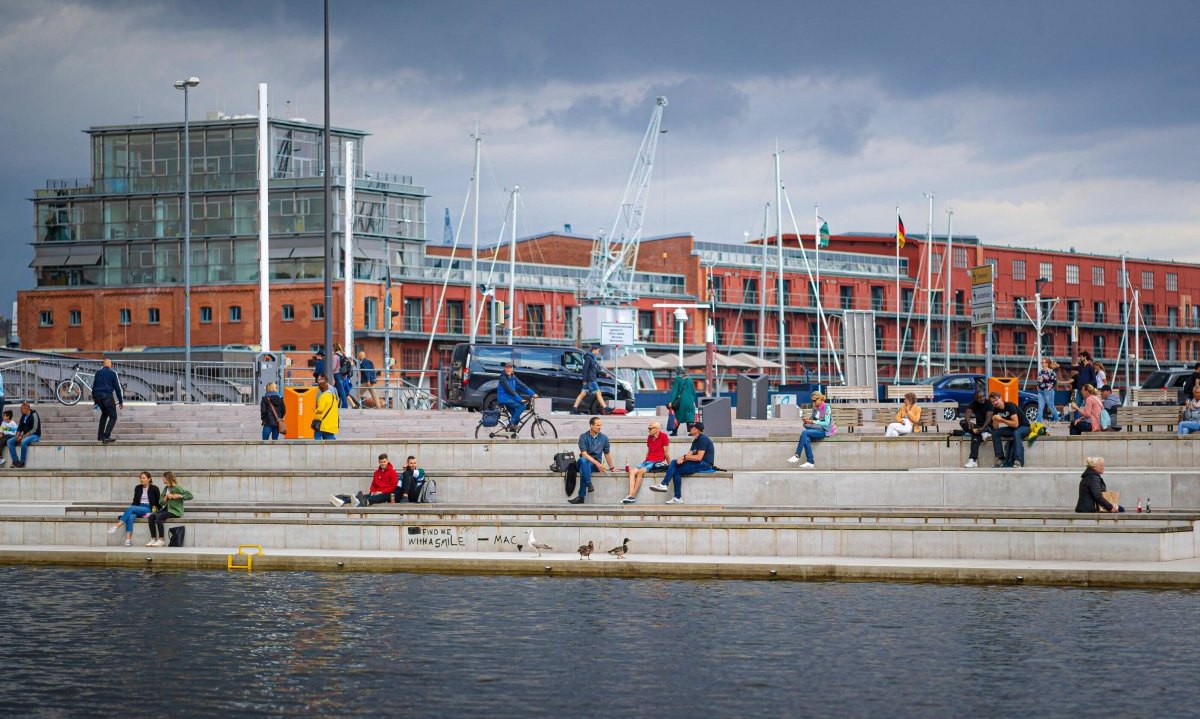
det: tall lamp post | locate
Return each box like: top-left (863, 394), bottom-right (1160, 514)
top-left (173, 76), bottom-right (199, 401)
top-left (1034, 276), bottom-right (1050, 362)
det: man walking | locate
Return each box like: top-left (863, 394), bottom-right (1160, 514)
top-left (93, 359), bottom-right (123, 443)
top-left (571, 345), bottom-right (607, 415)
top-left (572, 416), bottom-right (615, 504)
top-left (650, 421), bottom-right (715, 504)
top-left (357, 351), bottom-right (382, 408)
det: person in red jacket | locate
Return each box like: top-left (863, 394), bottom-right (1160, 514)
top-left (329, 454), bottom-right (398, 507)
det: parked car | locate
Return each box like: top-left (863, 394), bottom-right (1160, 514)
top-left (919, 373), bottom-right (1041, 424)
top-left (445, 343), bottom-right (634, 412)
top-left (1141, 367), bottom-right (1197, 404)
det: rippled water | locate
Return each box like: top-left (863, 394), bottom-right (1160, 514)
top-left (0, 567), bottom-right (1196, 717)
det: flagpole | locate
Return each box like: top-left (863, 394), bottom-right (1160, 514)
top-left (923, 192), bottom-right (934, 379)
top-left (814, 204), bottom-right (821, 388)
top-left (895, 207), bottom-right (901, 384)
top-left (945, 208), bottom-right (953, 373)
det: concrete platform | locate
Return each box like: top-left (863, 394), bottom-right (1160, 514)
top-left (4, 544), bottom-right (1200, 589)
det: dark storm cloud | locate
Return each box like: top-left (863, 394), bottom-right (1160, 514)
top-left (808, 103), bottom-right (874, 156)
top-left (538, 79), bottom-right (749, 133)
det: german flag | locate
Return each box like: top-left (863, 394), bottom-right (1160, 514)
top-left (897, 216), bottom-right (907, 249)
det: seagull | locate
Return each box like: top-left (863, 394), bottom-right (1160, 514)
top-left (526, 531), bottom-right (552, 558)
top-left (577, 541), bottom-right (594, 560)
top-left (607, 538), bottom-right (630, 560)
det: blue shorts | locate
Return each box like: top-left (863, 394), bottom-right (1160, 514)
top-left (582, 381), bottom-right (600, 393)
top-left (637, 460), bottom-right (669, 471)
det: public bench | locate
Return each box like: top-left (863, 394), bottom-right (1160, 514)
top-left (825, 386), bottom-right (875, 402)
top-left (1132, 388), bottom-right (1177, 406)
top-left (1121, 406), bottom-right (1181, 432)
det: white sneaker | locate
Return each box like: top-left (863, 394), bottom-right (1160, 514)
top-left (799, 462), bottom-right (815, 469)
top-left (329, 495), bottom-right (346, 507)
top-left (649, 483), bottom-right (668, 493)
top-left (146, 539), bottom-right (158, 547)
top-left (123, 539), bottom-right (131, 547)
top-left (787, 454), bottom-right (800, 463)
top-left (621, 496), bottom-right (637, 504)
top-left (964, 459), bottom-right (978, 468)
top-left (665, 497), bottom-right (683, 504)
top-left (107, 525), bottom-right (118, 534)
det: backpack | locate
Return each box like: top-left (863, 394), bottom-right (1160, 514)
top-left (480, 409), bottom-right (502, 428)
top-left (550, 450), bottom-right (577, 473)
top-left (168, 526), bottom-right (186, 547)
top-left (1100, 408), bottom-right (1112, 430)
top-left (416, 478), bottom-right (437, 503)
top-left (338, 354), bottom-right (355, 378)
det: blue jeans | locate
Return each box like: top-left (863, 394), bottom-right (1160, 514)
top-left (8, 435), bottom-right (39, 464)
top-left (577, 460), bottom-right (598, 499)
top-left (794, 428), bottom-right (827, 463)
top-left (1036, 389), bottom-right (1060, 422)
top-left (262, 426), bottom-right (280, 440)
top-left (993, 425), bottom-right (1030, 465)
top-left (659, 460), bottom-right (711, 499)
top-left (1179, 421), bottom-right (1200, 436)
top-left (336, 379), bottom-right (351, 408)
top-left (118, 505), bottom-right (152, 534)
top-left (502, 401), bottom-right (524, 427)
top-left (314, 431), bottom-right (336, 441)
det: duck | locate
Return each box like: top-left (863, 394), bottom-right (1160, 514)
top-left (607, 537), bottom-right (630, 559)
top-left (577, 541), bottom-right (594, 560)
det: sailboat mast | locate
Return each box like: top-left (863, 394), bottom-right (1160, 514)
top-left (469, 130), bottom-right (481, 344)
top-left (775, 150), bottom-right (786, 385)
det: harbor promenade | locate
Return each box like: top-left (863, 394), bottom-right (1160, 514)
top-left (1, 403), bottom-right (1198, 586)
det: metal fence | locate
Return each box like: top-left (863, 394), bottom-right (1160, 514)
top-left (0, 355), bottom-right (256, 405)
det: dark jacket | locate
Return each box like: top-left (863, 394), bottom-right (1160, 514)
top-left (260, 393), bottom-right (286, 427)
top-left (582, 352), bottom-right (601, 383)
top-left (16, 410), bottom-right (40, 438)
top-left (92, 366), bottom-right (124, 403)
top-left (1068, 362), bottom-right (1097, 391)
top-left (1184, 372), bottom-right (1200, 401)
top-left (1075, 467), bottom-right (1114, 513)
top-left (131, 483), bottom-right (161, 511)
top-left (497, 372), bottom-right (534, 404)
top-left (359, 358), bottom-right (377, 384)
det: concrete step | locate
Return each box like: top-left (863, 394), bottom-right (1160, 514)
top-left (3, 506), bottom-right (1193, 561)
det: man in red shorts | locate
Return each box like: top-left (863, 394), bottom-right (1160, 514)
top-left (622, 419), bottom-right (670, 504)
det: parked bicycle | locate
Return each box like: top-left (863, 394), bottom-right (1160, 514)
top-left (55, 365), bottom-right (95, 405)
top-left (475, 400), bottom-right (558, 439)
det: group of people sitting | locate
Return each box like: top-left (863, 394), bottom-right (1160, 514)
top-left (570, 415), bottom-right (716, 505)
top-left (107, 471), bottom-right (193, 546)
top-left (958, 391), bottom-right (1034, 468)
top-left (329, 453), bottom-right (429, 507)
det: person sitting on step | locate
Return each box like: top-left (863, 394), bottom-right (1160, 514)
top-left (961, 390), bottom-right (993, 468)
top-left (330, 453), bottom-right (398, 507)
top-left (885, 392), bottom-right (922, 437)
top-left (7, 402), bottom-right (41, 469)
top-left (989, 392), bottom-right (1030, 468)
top-left (650, 421), bottom-right (715, 504)
top-left (1178, 386), bottom-right (1200, 436)
top-left (571, 416), bottom-right (615, 505)
top-left (0, 410), bottom-right (16, 467)
top-left (623, 420), bottom-right (671, 504)
top-left (399, 455), bottom-right (427, 502)
top-left (788, 391), bottom-right (834, 469)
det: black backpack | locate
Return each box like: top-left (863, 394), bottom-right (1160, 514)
top-left (550, 451), bottom-right (576, 473)
top-left (338, 354), bottom-right (355, 378)
top-left (168, 526), bottom-right (186, 547)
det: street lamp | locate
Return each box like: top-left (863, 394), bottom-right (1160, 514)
top-left (173, 76), bottom-right (199, 401)
top-left (1034, 276), bottom-right (1049, 361)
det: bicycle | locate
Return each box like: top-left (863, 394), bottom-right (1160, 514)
top-left (475, 400), bottom-right (558, 439)
top-left (55, 365), bottom-right (95, 405)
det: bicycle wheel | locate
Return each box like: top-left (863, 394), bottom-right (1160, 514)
top-left (56, 379), bottom-right (83, 405)
top-left (474, 422), bottom-right (489, 439)
top-left (528, 417), bottom-right (558, 439)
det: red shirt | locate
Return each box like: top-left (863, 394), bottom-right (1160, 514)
top-left (370, 463), bottom-right (399, 494)
top-left (644, 432), bottom-right (670, 462)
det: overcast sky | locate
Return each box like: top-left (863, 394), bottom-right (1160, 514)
top-left (3, 0), bottom-right (1198, 312)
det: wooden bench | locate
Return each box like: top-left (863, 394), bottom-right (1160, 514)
top-left (885, 385), bottom-right (935, 401)
top-left (1121, 406), bottom-right (1181, 432)
top-left (825, 386), bottom-right (876, 402)
top-left (836, 400), bottom-right (958, 434)
top-left (1131, 388), bottom-right (1177, 406)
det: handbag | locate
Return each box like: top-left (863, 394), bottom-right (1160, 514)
top-left (666, 408), bottom-right (679, 433)
top-left (1100, 490), bottom-right (1120, 511)
top-left (267, 397), bottom-right (286, 434)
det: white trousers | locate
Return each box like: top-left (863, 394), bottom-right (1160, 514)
top-left (885, 418), bottom-right (914, 437)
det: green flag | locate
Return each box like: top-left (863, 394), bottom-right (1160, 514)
top-left (818, 221), bottom-right (830, 249)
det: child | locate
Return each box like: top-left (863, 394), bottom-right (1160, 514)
top-left (0, 410), bottom-right (16, 466)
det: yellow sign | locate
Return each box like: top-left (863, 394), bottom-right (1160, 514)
top-left (970, 264), bottom-right (993, 286)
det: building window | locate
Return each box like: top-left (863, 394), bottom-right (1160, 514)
top-left (148, 307), bottom-right (160, 325)
top-left (1012, 259), bottom-right (1026, 280)
top-left (931, 253), bottom-right (943, 275)
top-left (1168, 339), bottom-right (1179, 362)
top-left (1167, 273), bottom-right (1178, 292)
top-left (1141, 271), bottom-right (1154, 290)
top-left (956, 328), bottom-right (969, 354)
top-left (712, 317), bottom-right (725, 345)
top-left (808, 322), bottom-right (819, 349)
top-left (403, 298), bottom-right (422, 333)
top-left (741, 318), bottom-right (757, 347)
top-left (200, 306), bottom-right (213, 323)
top-left (902, 288), bottom-right (914, 313)
top-left (1093, 301), bottom-right (1106, 324)
top-left (1039, 262), bottom-right (1053, 282)
top-left (1066, 264), bottom-right (1079, 285)
top-left (1042, 332), bottom-right (1056, 357)
top-left (931, 290), bottom-right (943, 316)
top-left (311, 303), bottom-right (325, 321)
top-left (874, 324), bottom-right (885, 351)
top-left (1142, 304), bottom-right (1155, 326)
top-left (839, 286), bottom-right (854, 311)
top-left (69, 310), bottom-right (81, 327)
top-left (638, 311), bottom-right (655, 342)
top-left (446, 300), bottom-right (464, 334)
top-left (902, 327), bottom-right (914, 352)
top-left (807, 281), bottom-right (819, 308)
top-left (564, 306), bottom-right (576, 341)
top-left (1093, 334), bottom-right (1105, 359)
top-left (709, 276), bottom-right (723, 303)
top-left (1013, 296), bottom-right (1025, 320)
top-left (39, 310), bottom-right (53, 327)
top-left (953, 247), bottom-right (968, 269)
top-left (1168, 307), bottom-right (1178, 327)
top-left (282, 304), bottom-right (295, 321)
top-left (1013, 331), bottom-right (1027, 357)
top-left (955, 290), bottom-right (965, 316)
top-left (363, 297), bottom-right (379, 330)
top-left (1118, 270), bottom-right (1129, 288)
top-left (1066, 300), bottom-right (1080, 324)
top-left (119, 308), bottom-right (131, 326)
top-left (870, 286), bottom-right (885, 312)
top-left (280, 344), bottom-right (296, 351)
top-left (781, 279), bottom-right (791, 305)
top-left (229, 305), bottom-right (242, 323)
top-left (526, 304), bottom-right (545, 337)
top-left (743, 277), bottom-right (758, 304)
top-left (1092, 266), bottom-right (1105, 285)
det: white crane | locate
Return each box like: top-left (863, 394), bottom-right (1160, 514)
top-left (584, 96), bottom-right (668, 305)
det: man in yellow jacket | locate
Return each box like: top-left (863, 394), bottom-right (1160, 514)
top-left (314, 376), bottom-right (340, 441)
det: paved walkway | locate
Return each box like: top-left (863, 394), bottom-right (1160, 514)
top-left (4, 545), bottom-right (1200, 588)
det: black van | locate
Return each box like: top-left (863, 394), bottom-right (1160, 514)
top-left (446, 343), bottom-right (633, 412)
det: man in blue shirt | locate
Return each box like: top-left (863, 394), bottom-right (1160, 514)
top-left (357, 351), bottom-right (381, 409)
top-left (571, 416), bottom-right (615, 504)
top-left (650, 421), bottom-right (715, 504)
top-left (497, 363), bottom-right (537, 431)
top-left (571, 345), bottom-right (608, 415)
top-left (92, 359), bottom-right (124, 443)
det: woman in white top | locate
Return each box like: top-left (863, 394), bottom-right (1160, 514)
top-left (107, 472), bottom-right (160, 547)
top-left (1094, 363), bottom-right (1108, 390)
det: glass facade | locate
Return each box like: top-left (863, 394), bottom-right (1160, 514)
top-left (33, 118), bottom-right (427, 290)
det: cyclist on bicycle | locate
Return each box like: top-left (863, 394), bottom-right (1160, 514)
top-left (497, 362), bottom-right (537, 431)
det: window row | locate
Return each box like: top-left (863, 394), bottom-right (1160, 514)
top-left (36, 303), bottom-right (330, 328)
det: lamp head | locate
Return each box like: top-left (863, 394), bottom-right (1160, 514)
top-left (173, 77), bottom-right (200, 90)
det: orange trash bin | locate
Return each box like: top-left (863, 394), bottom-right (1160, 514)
top-left (284, 386), bottom-right (318, 440)
top-left (987, 376), bottom-right (1019, 406)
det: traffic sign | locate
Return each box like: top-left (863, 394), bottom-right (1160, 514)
top-left (600, 322), bottom-right (636, 346)
top-left (971, 304), bottom-right (995, 326)
top-left (970, 264), bottom-right (994, 328)
top-left (970, 264), bottom-right (994, 286)
top-left (971, 284), bottom-right (994, 305)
